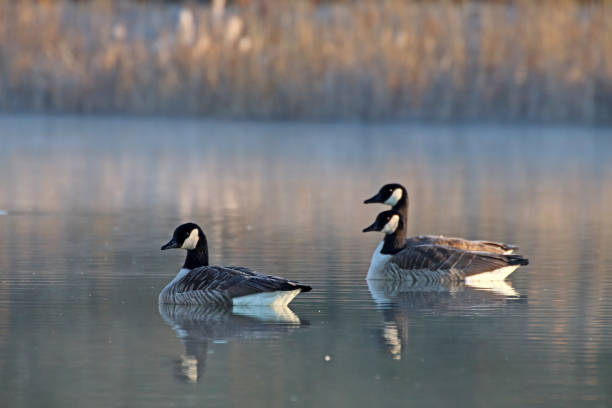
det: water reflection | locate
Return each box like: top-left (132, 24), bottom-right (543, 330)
top-left (368, 280), bottom-right (524, 360)
top-left (158, 304), bottom-right (306, 383)
top-left (1, 118), bottom-right (612, 407)
top-left (367, 279), bottom-right (520, 306)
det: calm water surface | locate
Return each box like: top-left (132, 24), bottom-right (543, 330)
top-left (1, 116), bottom-right (611, 407)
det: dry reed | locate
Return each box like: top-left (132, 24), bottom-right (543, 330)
top-left (0, 0), bottom-right (610, 122)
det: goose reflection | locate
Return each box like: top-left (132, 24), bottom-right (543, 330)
top-left (159, 304), bottom-right (306, 383)
top-left (367, 280), bottom-right (524, 360)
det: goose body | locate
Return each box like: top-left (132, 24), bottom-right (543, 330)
top-left (363, 210), bottom-right (528, 282)
top-left (160, 223), bottom-right (311, 306)
top-left (365, 184), bottom-right (518, 254)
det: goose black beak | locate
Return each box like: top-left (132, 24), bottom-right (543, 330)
top-left (161, 238), bottom-right (179, 250)
top-left (364, 193), bottom-right (382, 204)
top-left (362, 222), bottom-right (378, 233)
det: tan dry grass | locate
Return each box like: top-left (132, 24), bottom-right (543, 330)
top-left (0, 0), bottom-right (610, 122)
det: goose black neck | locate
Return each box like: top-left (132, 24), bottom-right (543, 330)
top-left (183, 235), bottom-right (209, 269)
top-left (381, 218), bottom-right (407, 255)
top-left (392, 192), bottom-right (409, 222)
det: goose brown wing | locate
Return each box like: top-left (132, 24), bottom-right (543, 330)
top-left (408, 236), bottom-right (518, 254)
top-left (389, 245), bottom-right (528, 278)
top-left (175, 266), bottom-right (311, 300)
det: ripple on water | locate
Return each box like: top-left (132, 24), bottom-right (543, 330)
top-left (1, 119), bottom-right (612, 407)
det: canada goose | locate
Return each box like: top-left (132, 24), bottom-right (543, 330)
top-left (159, 223), bottom-right (311, 306)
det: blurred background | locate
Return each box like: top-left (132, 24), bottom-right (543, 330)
top-left (1, 1), bottom-right (612, 408)
top-left (1, 0), bottom-right (611, 122)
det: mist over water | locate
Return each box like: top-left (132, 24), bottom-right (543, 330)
top-left (1, 116), bottom-right (611, 407)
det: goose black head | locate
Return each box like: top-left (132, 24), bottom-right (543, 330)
top-left (161, 223), bottom-right (204, 251)
top-left (364, 183), bottom-right (406, 207)
top-left (363, 210), bottom-right (402, 234)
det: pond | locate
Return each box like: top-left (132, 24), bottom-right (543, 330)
top-left (0, 116), bottom-right (611, 407)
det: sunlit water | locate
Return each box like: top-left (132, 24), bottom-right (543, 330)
top-left (1, 116), bottom-right (611, 407)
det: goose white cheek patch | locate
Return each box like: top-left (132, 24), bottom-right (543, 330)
top-left (384, 189), bottom-right (403, 206)
top-left (381, 215), bottom-right (400, 234)
top-left (181, 229), bottom-right (200, 250)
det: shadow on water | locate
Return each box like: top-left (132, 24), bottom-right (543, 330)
top-left (158, 304), bottom-right (307, 384)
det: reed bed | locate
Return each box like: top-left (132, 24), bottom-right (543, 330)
top-left (0, 0), bottom-right (610, 122)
